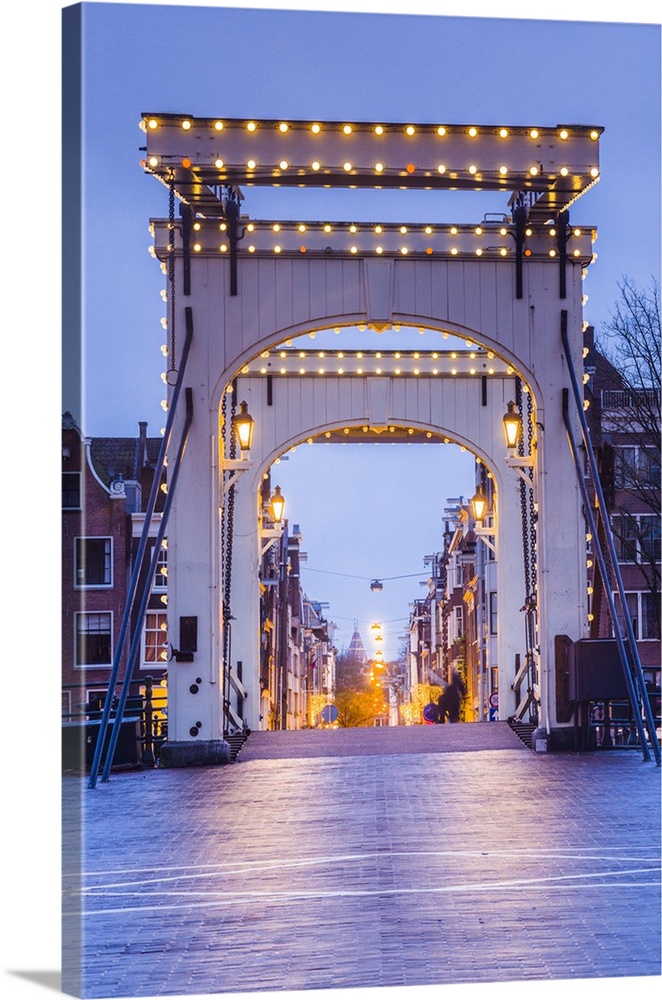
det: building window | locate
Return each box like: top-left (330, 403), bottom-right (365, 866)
top-left (143, 611), bottom-right (168, 666)
top-left (452, 605), bottom-right (463, 642)
top-left (614, 591), bottom-right (660, 642)
top-left (63, 472), bottom-right (81, 509)
top-left (152, 543), bottom-right (168, 591)
top-left (489, 591), bottom-right (498, 634)
top-left (75, 537), bottom-right (112, 587)
top-left (612, 514), bottom-right (661, 563)
top-left (75, 612), bottom-right (112, 667)
top-left (614, 445), bottom-right (661, 488)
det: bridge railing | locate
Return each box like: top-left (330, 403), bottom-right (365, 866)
top-left (62, 676), bottom-right (167, 772)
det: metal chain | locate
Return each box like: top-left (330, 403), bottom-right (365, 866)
top-left (167, 179), bottom-right (176, 375)
top-left (526, 389), bottom-right (537, 596)
top-left (516, 378), bottom-right (532, 602)
top-left (221, 388), bottom-right (237, 682)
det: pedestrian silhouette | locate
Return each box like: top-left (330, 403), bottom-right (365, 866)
top-left (436, 670), bottom-right (466, 723)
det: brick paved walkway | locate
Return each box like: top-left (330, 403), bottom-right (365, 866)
top-left (62, 724), bottom-right (661, 999)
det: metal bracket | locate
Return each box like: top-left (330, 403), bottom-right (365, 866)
top-left (221, 458), bottom-right (252, 493)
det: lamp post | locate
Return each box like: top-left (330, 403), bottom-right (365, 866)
top-left (231, 400), bottom-right (254, 454)
top-left (260, 486), bottom-right (287, 558)
top-left (222, 399), bottom-right (255, 493)
top-left (503, 400), bottom-right (522, 451)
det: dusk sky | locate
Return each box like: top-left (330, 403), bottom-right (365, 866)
top-left (3, 4), bottom-right (660, 998)
top-left (61, 0), bottom-right (661, 658)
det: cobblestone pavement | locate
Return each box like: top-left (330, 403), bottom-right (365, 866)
top-left (62, 723), bottom-right (661, 999)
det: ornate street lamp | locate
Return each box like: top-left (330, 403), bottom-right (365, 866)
top-left (470, 484), bottom-right (488, 522)
top-left (503, 400), bottom-right (522, 450)
top-left (232, 400), bottom-right (254, 453)
top-left (269, 485), bottom-right (286, 524)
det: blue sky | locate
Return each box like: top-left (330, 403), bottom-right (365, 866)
top-left (61, 0), bottom-right (661, 657)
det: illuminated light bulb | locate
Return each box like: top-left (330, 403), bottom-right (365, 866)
top-left (214, 121), bottom-right (224, 131)
top-left (468, 127), bottom-right (478, 137)
top-left (278, 122), bottom-right (289, 132)
top-left (451, 368), bottom-right (457, 375)
top-left (323, 224), bottom-right (332, 233)
top-left (394, 368), bottom-right (401, 375)
top-left (450, 226), bottom-right (458, 235)
top-left (559, 129), bottom-right (569, 139)
top-left (405, 125), bottom-right (416, 135)
top-left (147, 118), bottom-right (158, 130)
top-left (181, 157), bottom-right (192, 169)
top-left (375, 246), bottom-right (383, 254)
top-left (437, 126), bottom-right (447, 136)
top-left (219, 243), bottom-right (228, 252)
top-left (274, 245), bottom-right (282, 254)
top-left (349, 225), bottom-right (357, 233)
top-left (247, 159), bottom-right (257, 169)
top-left (193, 222), bottom-right (201, 232)
top-left (590, 167), bottom-right (599, 178)
top-left (248, 245), bottom-right (256, 253)
top-left (590, 130), bottom-right (599, 140)
top-left (400, 226), bottom-right (408, 234)
top-left (549, 249), bottom-right (556, 257)
top-left (246, 223), bottom-right (254, 232)
top-left (374, 225), bottom-right (383, 234)
top-left (343, 161), bottom-right (353, 171)
top-left (272, 224), bottom-right (281, 232)
top-left (373, 162), bottom-right (384, 174)
top-left (450, 247), bottom-right (458, 255)
top-left (525, 228), bottom-right (533, 237)
top-left (587, 613), bottom-right (594, 622)
top-left (215, 158), bottom-right (225, 169)
top-left (499, 128), bottom-right (509, 138)
top-left (160, 344), bottom-right (168, 356)
top-left (573, 249), bottom-right (581, 257)
top-left (529, 165), bottom-right (539, 175)
top-left (357, 368), bottom-right (363, 374)
top-left (280, 367), bottom-right (286, 374)
top-left (500, 248), bottom-right (508, 256)
top-left (406, 163), bottom-right (416, 173)
top-left (475, 249), bottom-right (483, 256)
top-left (529, 128), bottom-right (540, 140)
top-left (350, 246), bottom-right (358, 254)
top-left (424, 226), bottom-right (432, 235)
top-left (310, 332), bottom-right (317, 338)
top-left (318, 368), bottom-right (325, 375)
top-left (148, 156), bottom-right (159, 167)
top-left (584, 399), bottom-right (590, 410)
top-left (311, 160), bottom-right (321, 171)
top-left (560, 166), bottom-right (569, 176)
top-left (499, 166), bottom-right (508, 176)
top-left (193, 242), bottom-right (202, 252)
top-left (469, 164), bottom-right (478, 174)
top-left (426, 247), bottom-right (433, 255)
top-left (587, 586), bottom-right (594, 595)
top-left (299, 368), bottom-right (305, 375)
top-left (279, 160), bottom-right (289, 170)
top-left (246, 121), bottom-right (257, 131)
top-left (437, 163), bottom-right (447, 173)
top-left (500, 227), bottom-right (508, 236)
top-left (337, 367), bottom-right (344, 374)
top-left (161, 399), bottom-right (169, 411)
top-left (311, 123), bottom-right (321, 133)
top-left (400, 247), bottom-right (408, 255)
top-left (451, 352), bottom-right (457, 359)
top-left (181, 119), bottom-right (191, 130)
top-left (342, 124), bottom-right (353, 134)
top-left (475, 226), bottom-right (483, 235)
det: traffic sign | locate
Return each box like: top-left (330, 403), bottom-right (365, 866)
top-left (489, 692), bottom-right (499, 709)
top-left (321, 704), bottom-right (339, 723)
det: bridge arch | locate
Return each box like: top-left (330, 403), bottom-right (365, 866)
top-left (144, 115), bottom-right (597, 757)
